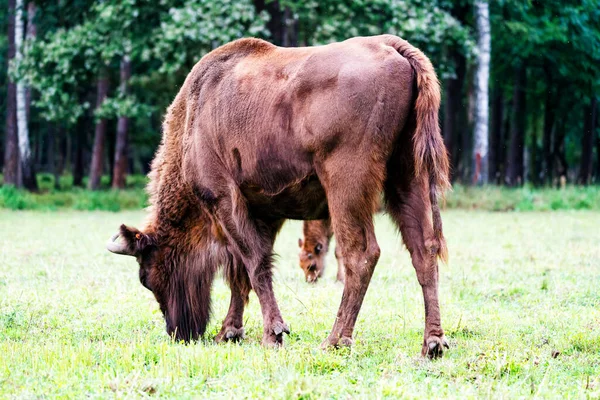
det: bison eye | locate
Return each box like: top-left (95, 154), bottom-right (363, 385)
top-left (315, 243), bottom-right (323, 255)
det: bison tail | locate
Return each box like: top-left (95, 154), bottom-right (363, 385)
top-left (391, 37), bottom-right (451, 262)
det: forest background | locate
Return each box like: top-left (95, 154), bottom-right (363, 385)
top-left (1, 0), bottom-right (599, 210)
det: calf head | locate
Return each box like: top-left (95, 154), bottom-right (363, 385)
top-left (298, 238), bottom-right (326, 283)
top-left (107, 224), bottom-right (212, 342)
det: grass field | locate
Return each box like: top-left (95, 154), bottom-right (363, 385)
top-left (1, 210), bottom-right (599, 398)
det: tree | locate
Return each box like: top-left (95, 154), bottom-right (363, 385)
top-left (88, 68), bottom-right (109, 190)
top-left (112, 53), bottom-right (131, 189)
top-left (15, 0), bottom-right (37, 190)
top-left (488, 86), bottom-right (504, 183)
top-left (578, 97), bottom-right (597, 184)
top-left (473, 0), bottom-right (490, 185)
top-left (5, 0), bottom-right (599, 189)
top-left (3, 0), bottom-right (19, 186)
top-left (505, 63), bottom-right (526, 186)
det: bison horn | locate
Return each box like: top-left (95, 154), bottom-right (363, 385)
top-left (106, 233), bottom-right (134, 256)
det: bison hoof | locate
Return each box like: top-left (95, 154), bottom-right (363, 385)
top-left (422, 335), bottom-right (449, 359)
top-left (262, 321), bottom-right (290, 347)
top-left (215, 326), bottom-right (245, 343)
top-left (320, 335), bottom-right (353, 350)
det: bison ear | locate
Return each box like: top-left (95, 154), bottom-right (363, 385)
top-left (107, 225), bottom-right (155, 256)
top-left (315, 243), bottom-right (323, 255)
top-left (298, 238), bottom-right (303, 248)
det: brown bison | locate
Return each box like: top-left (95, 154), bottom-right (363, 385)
top-left (298, 219), bottom-right (344, 283)
top-left (298, 198), bottom-right (383, 283)
top-left (106, 34), bottom-right (450, 358)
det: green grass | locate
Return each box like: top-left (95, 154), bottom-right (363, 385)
top-left (1, 211), bottom-right (599, 398)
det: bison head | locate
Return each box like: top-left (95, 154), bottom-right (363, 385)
top-left (107, 224), bottom-right (212, 342)
top-left (298, 238), bottom-right (326, 283)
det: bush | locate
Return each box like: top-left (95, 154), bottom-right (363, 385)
top-left (0, 185), bottom-right (147, 211)
top-left (35, 173), bottom-right (148, 191)
top-left (445, 184), bottom-right (600, 211)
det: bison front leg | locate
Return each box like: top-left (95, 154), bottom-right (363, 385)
top-left (216, 189), bottom-right (289, 347)
top-left (250, 258), bottom-right (290, 347)
top-left (233, 218), bottom-right (289, 346)
top-left (215, 265), bottom-right (250, 343)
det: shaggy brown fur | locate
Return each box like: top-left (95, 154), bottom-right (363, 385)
top-left (107, 35), bottom-right (450, 357)
top-left (298, 219), bottom-right (344, 283)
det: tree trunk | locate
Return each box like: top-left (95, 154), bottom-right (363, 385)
top-left (55, 126), bottom-right (66, 189)
top-left (445, 0), bottom-right (470, 183)
top-left (15, 0), bottom-right (37, 191)
top-left (254, 0), bottom-right (284, 45)
top-left (542, 86), bottom-right (555, 185)
top-left (489, 87), bottom-right (504, 183)
top-left (88, 70), bottom-right (109, 190)
top-left (459, 69), bottom-right (475, 182)
top-left (530, 106), bottom-right (542, 185)
top-left (45, 123), bottom-right (57, 188)
top-left (26, 2), bottom-right (38, 171)
top-left (3, 0), bottom-right (20, 186)
top-left (73, 123), bottom-right (85, 187)
top-left (25, 2), bottom-right (35, 119)
top-left (506, 63), bottom-right (527, 186)
top-left (473, 0), bottom-right (490, 185)
top-left (112, 56), bottom-right (131, 189)
top-left (442, 78), bottom-right (455, 169)
top-left (553, 114), bottom-right (569, 183)
top-left (282, 6), bottom-right (297, 47)
top-left (443, 51), bottom-right (467, 181)
top-left (596, 99), bottom-right (600, 182)
top-left (577, 97), bottom-right (597, 185)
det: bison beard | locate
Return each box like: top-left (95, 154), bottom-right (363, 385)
top-left (106, 35), bottom-right (450, 358)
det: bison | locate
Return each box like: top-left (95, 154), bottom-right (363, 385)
top-left (298, 199), bottom-right (383, 283)
top-left (298, 219), bottom-right (344, 283)
top-left (107, 34), bottom-right (450, 358)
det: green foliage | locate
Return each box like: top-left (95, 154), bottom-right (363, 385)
top-left (2, 0), bottom-right (600, 188)
top-left (492, 0), bottom-right (600, 94)
top-left (285, 0), bottom-right (475, 76)
top-left (153, 0), bottom-right (269, 74)
top-left (0, 185), bottom-right (147, 211)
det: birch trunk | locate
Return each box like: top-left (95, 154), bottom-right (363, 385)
top-left (473, 0), bottom-right (490, 185)
top-left (15, 0), bottom-right (37, 190)
top-left (3, 0), bottom-right (20, 186)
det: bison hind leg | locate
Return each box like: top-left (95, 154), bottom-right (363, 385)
top-left (384, 173), bottom-right (448, 359)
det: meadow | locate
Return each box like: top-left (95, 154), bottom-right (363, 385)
top-left (0, 210), bottom-right (599, 398)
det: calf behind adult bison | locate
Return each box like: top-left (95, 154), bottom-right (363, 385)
top-left (107, 35), bottom-right (450, 358)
